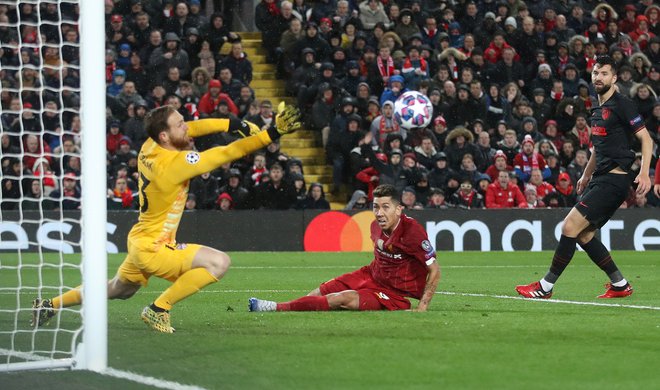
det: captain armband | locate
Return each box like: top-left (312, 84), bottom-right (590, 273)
top-left (426, 257), bottom-right (436, 266)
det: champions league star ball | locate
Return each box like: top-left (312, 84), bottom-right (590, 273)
top-left (393, 91), bottom-right (433, 130)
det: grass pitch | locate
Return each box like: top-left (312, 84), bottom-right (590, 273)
top-left (1, 251), bottom-right (659, 390)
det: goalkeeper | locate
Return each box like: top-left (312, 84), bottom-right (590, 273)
top-left (32, 102), bottom-right (301, 333)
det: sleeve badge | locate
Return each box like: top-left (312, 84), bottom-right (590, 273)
top-left (185, 152), bottom-right (200, 164)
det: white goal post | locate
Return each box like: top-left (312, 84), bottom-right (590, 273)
top-left (0, 0), bottom-right (107, 372)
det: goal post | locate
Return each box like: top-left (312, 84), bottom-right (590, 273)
top-left (0, 0), bottom-right (107, 372)
top-left (79, 0), bottom-right (108, 372)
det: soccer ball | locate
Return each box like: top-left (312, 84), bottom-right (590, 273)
top-left (393, 91), bottom-right (433, 130)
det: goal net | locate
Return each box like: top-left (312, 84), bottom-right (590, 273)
top-left (0, 0), bottom-right (107, 372)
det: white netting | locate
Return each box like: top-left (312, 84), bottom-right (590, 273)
top-left (0, 0), bottom-right (83, 368)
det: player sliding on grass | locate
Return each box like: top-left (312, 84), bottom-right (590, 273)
top-left (250, 184), bottom-right (441, 312)
top-left (32, 102), bottom-right (301, 333)
top-left (516, 55), bottom-right (654, 299)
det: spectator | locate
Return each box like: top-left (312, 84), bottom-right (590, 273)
top-left (356, 152), bottom-right (387, 201)
top-left (216, 67), bottom-right (244, 104)
top-left (528, 168), bottom-right (556, 199)
top-left (245, 100), bottom-right (275, 132)
top-left (485, 149), bottom-right (513, 182)
top-left (191, 67), bottom-right (211, 98)
top-left (221, 42), bottom-right (253, 85)
top-left (218, 169), bottom-right (251, 209)
top-left (566, 149), bottom-right (589, 185)
top-left (327, 114), bottom-right (366, 193)
top-left (485, 170), bottom-right (528, 209)
top-left (401, 186), bottom-right (422, 210)
top-left (216, 192), bottom-right (234, 211)
top-left (106, 120), bottom-right (124, 155)
top-left (427, 152), bottom-right (454, 193)
top-left (449, 177), bottom-right (485, 209)
top-left (107, 69), bottom-right (126, 97)
top-left (256, 162), bottom-right (297, 209)
top-left (107, 176), bottom-right (136, 210)
top-left (513, 135), bottom-right (550, 183)
top-left (163, 1), bottom-right (200, 37)
top-left (445, 84), bottom-right (481, 129)
top-left (204, 13), bottom-right (238, 54)
top-left (311, 83), bottom-right (339, 146)
top-left (524, 184), bottom-right (546, 208)
top-left (369, 100), bottom-right (405, 150)
top-left (426, 187), bottom-right (449, 209)
top-left (190, 172), bottom-right (219, 210)
top-left (443, 126), bottom-right (482, 171)
top-left (379, 74), bottom-right (407, 106)
top-left (344, 189), bottom-right (369, 210)
top-left (543, 172), bottom-right (577, 208)
top-left (414, 136), bottom-right (437, 171)
top-left (50, 173), bottom-right (81, 210)
top-left (299, 182), bottom-right (330, 209)
top-left (198, 79), bottom-right (239, 116)
top-left (148, 32), bottom-right (190, 81)
top-left (244, 153), bottom-right (269, 189)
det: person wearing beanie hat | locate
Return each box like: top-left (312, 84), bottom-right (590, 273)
top-left (216, 192), bottom-right (234, 211)
top-left (485, 149), bottom-right (513, 182)
top-left (517, 55), bottom-right (654, 300)
top-left (513, 133), bottom-right (550, 184)
top-left (504, 16), bottom-right (517, 30)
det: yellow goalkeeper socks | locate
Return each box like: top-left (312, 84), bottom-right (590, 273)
top-left (52, 287), bottom-right (82, 309)
top-left (154, 268), bottom-right (218, 311)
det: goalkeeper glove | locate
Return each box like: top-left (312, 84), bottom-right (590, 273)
top-left (229, 118), bottom-right (261, 138)
top-left (270, 102), bottom-right (301, 138)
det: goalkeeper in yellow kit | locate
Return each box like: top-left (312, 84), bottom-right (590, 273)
top-left (31, 102), bottom-right (301, 333)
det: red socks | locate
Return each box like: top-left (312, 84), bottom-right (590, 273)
top-left (277, 296), bottom-right (330, 311)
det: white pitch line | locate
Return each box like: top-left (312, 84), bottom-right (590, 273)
top-left (103, 367), bottom-right (206, 390)
top-left (230, 265), bottom-right (657, 269)
top-left (437, 291), bottom-right (660, 311)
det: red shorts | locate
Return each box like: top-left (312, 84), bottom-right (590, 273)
top-left (319, 266), bottom-right (411, 311)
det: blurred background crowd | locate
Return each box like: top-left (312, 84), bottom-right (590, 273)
top-left (1, 0), bottom-right (658, 212)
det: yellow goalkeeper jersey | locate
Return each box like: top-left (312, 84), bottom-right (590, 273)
top-left (127, 118), bottom-right (274, 251)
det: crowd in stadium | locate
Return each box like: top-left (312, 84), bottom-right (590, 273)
top-left (1, 0), bottom-right (659, 212)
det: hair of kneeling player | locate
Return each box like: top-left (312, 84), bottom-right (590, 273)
top-left (373, 184), bottom-right (400, 204)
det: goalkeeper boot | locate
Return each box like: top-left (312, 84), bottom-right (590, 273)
top-left (598, 282), bottom-right (633, 299)
top-left (30, 298), bottom-right (55, 327)
top-left (249, 298), bottom-right (276, 312)
top-left (141, 306), bottom-right (175, 333)
top-left (515, 281), bottom-right (553, 299)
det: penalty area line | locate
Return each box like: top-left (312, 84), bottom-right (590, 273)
top-left (103, 367), bottom-right (206, 390)
top-left (438, 291), bottom-right (660, 311)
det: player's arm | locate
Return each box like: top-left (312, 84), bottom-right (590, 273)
top-left (186, 118), bottom-right (260, 139)
top-left (167, 131), bottom-right (276, 183)
top-left (577, 146), bottom-right (597, 195)
top-left (414, 260), bottom-right (440, 312)
top-left (634, 126), bottom-right (653, 196)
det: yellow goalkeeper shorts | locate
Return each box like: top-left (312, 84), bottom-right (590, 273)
top-left (117, 241), bottom-right (202, 287)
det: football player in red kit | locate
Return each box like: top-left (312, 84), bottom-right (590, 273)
top-left (249, 184), bottom-right (441, 312)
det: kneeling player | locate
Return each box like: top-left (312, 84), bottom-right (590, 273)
top-left (249, 184), bottom-right (441, 312)
top-left (31, 103), bottom-right (301, 333)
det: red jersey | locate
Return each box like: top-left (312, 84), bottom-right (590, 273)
top-left (485, 182), bottom-right (528, 209)
top-left (367, 215), bottom-right (435, 300)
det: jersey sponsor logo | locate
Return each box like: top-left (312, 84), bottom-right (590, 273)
top-left (377, 239), bottom-right (384, 250)
top-left (601, 107), bottom-right (610, 120)
top-left (592, 126), bottom-right (607, 136)
top-left (630, 116), bottom-right (642, 126)
top-left (185, 152), bottom-right (200, 164)
top-left (421, 239), bottom-right (433, 254)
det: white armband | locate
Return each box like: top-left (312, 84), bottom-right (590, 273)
top-left (425, 257), bottom-right (436, 266)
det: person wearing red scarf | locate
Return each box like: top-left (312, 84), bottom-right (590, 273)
top-left (375, 46), bottom-right (396, 88)
top-left (449, 178), bottom-right (484, 209)
top-left (513, 135), bottom-right (550, 183)
top-left (543, 172), bottom-right (577, 208)
top-left (111, 177), bottom-right (135, 209)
